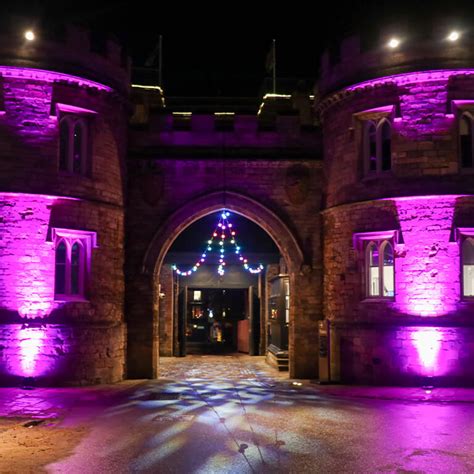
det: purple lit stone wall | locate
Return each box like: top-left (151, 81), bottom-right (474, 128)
top-left (321, 68), bottom-right (474, 384)
top-left (0, 64), bottom-right (127, 385)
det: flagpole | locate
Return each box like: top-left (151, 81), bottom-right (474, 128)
top-left (272, 38), bottom-right (276, 94)
top-left (158, 35), bottom-right (163, 88)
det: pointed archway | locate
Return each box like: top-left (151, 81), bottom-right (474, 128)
top-left (128, 191), bottom-right (319, 379)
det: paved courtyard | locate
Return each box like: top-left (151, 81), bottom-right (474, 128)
top-left (2, 355), bottom-right (474, 473)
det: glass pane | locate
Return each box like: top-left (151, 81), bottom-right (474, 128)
top-left (59, 120), bottom-right (69, 171)
top-left (368, 124), bottom-right (377, 172)
top-left (381, 121), bottom-right (391, 171)
top-left (368, 244), bottom-right (380, 296)
top-left (460, 116), bottom-right (473, 168)
top-left (71, 243), bottom-right (81, 295)
top-left (383, 243), bottom-right (394, 297)
top-left (463, 240), bottom-right (474, 297)
top-left (55, 242), bottom-right (67, 295)
top-left (73, 122), bottom-right (84, 174)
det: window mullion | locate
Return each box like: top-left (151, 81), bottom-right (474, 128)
top-left (66, 240), bottom-right (72, 294)
top-left (379, 242), bottom-right (384, 297)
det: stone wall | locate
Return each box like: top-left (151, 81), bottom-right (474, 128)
top-left (158, 264), bottom-right (174, 356)
top-left (320, 66), bottom-right (474, 384)
top-left (126, 157), bottom-right (324, 379)
top-left (0, 68), bottom-right (127, 385)
top-left (320, 71), bottom-right (474, 209)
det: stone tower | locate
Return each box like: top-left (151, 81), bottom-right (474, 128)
top-left (0, 24), bottom-right (129, 384)
top-left (318, 30), bottom-right (474, 384)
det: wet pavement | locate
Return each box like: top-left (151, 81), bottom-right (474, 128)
top-left (2, 355), bottom-right (474, 473)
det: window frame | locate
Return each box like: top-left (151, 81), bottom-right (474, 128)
top-left (457, 228), bottom-right (474, 300)
top-left (362, 118), bottom-right (392, 175)
top-left (52, 228), bottom-right (98, 302)
top-left (58, 114), bottom-right (90, 175)
top-left (458, 111), bottom-right (474, 170)
top-left (354, 105), bottom-right (395, 176)
top-left (55, 103), bottom-right (97, 177)
top-left (353, 230), bottom-right (398, 301)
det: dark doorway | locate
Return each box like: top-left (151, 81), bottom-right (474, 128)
top-left (178, 287), bottom-right (260, 355)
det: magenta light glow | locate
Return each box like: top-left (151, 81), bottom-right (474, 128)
top-left (345, 70), bottom-right (474, 93)
top-left (393, 195), bottom-right (460, 317)
top-left (18, 326), bottom-right (45, 376)
top-left (0, 194), bottom-right (59, 318)
top-left (412, 328), bottom-right (442, 373)
top-left (0, 66), bottom-right (112, 92)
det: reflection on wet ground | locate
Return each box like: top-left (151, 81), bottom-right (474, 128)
top-left (3, 355), bottom-right (474, 473)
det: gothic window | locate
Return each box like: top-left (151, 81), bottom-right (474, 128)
top-left (462, 237), bottom-right (474, 298)
top-left (58, 115), bottom-right (89, 175)
top-left (53, 229), bottom-right (97, 301)
top-left (363, 119), bottom-right (392, 174)
top-left (354, 231), bottom-right (398, 300)
top-left (459, 112), bottom-right (474, 169)
top-left (365, 240), bottom-right (394, 298)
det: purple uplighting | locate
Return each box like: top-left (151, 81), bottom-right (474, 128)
top-left (392, 195), bottom-right (461, 317)
top-left (412, 328), bottom-right (442, 374)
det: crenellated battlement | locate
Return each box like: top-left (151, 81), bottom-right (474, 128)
top-left (130, 111), bottom-right (321, 152)
top-left (319, 28), bottom-right (474, 97)
top-left (0, 23), bottom-right (130, 95)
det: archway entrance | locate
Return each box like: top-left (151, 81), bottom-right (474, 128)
top-left (133, 191), bottom-right (317, 380)
top-left (162, 211), bottom-right (281, 360)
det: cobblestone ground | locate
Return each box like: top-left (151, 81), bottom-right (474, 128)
top-left (2, 355), bottom-right (474, 473)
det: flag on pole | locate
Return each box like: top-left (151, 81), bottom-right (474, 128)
top-left (265, 39), bottom-right (275, 73)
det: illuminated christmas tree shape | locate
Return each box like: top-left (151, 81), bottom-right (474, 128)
top-left (172, 210), bottom-right (264, 276)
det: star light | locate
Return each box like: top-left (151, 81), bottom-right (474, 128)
top-left (172, 210), bottom-right (265, 277)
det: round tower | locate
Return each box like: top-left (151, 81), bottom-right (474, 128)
top-left (318, 29), bottom-right (474, 385)
top-left (0, 24), bottom-right (129, 385)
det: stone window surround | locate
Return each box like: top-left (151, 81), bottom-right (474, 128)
top-left (353, 105), bottom-right (395, 176)
top-left (452, 101), bottom-right (474, 172)
top-left (456, 227), bottom-right (474, 300)
top-left (52, 227), bottom-right (98, 302)
top-left (353, 230), bottom-right (399, 301)
top-left (56, 103), bottom-right (97, 176)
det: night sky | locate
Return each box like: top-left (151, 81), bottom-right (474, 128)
top-left (169, 211), bottom-right (279, 254)
top-left (2, 1), bottom-right (474, 96)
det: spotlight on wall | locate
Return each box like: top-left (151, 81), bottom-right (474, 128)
top-left (447, 31), bottom-right (460, 42)
top-left (24, 30), bottom-right (35, 41)
top-left (387, 38), bottom-right (400, 49)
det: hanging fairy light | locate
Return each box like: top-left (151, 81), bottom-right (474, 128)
top-left (172, 210), bottom-right (265, 277)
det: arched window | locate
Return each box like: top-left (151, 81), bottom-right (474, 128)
top-left (363, 118), bottom-right (392, 174)
top-left (380, 120), bottom-right (392, 171)
top-left (59, 118), bottom-right (70, 171)
top-left (70, 242), bottom-right (83, 295)
top-left (365, 239), bottom-right (395, 298)
top-left (367, 242), bottom-right (380, 296)
top-left (58, 116), bottom-right (89, 175)
top-left (462, 238), bottom-right (474, 297)
top-left (364, 122), bottom-right (377, 173)
top-left (55, 240), bottom-right (67, 295)
top-left (382, 241), bottom-right (394, 297)
top-left (53, 229), bottom-right (97, 300)
top-left (460, 113), bottom-right (473, 169)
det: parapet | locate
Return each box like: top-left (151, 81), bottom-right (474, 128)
top-left (320, 27), bottom-right (474, 96)
top-left (0, 22), bottom-right (130, 95)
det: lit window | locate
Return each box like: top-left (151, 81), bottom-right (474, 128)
top-left (462, 237), bottom-right (474, 297)
top-left (52, 228), bottom-right (97, 300)
top-left (363, 119), bottom-right (392, 174)
top-left (58, 115), bottom-right (89, 175)
top-left (366, 240), bottom-right (394, 298)
top-left (353, 231), bottom-right (398, 300)
top-left (459, 112), bottom-right (474, 169)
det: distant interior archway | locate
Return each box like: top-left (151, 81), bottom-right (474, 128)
top-left (140, 191), bottom-right (305, 377)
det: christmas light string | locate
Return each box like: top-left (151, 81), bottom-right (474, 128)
top-left (172, 211), bottom-right (264, 277)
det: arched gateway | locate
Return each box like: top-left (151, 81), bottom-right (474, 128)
top-left (127, 191), bottom-right (321, 380)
